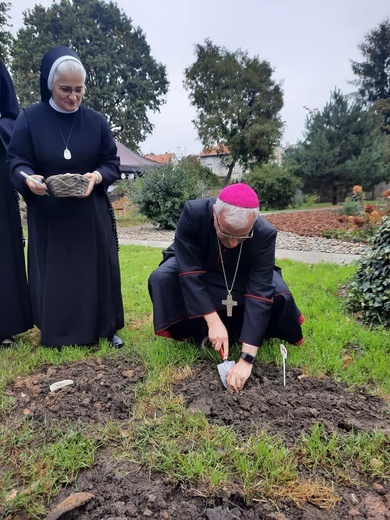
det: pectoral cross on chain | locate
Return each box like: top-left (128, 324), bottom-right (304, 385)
top-left (222, 292), bottom-right (237, 317)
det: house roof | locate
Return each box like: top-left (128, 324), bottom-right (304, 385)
top-left (144, 152), bottom-right (176, 164)
top-left (116, 142), bottom-right (161, 173)
top-left (200, 145), bottom-right (230, 157)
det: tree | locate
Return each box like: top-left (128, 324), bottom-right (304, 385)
top-left (0, 1), bottom-right (13, 63)
top-left (298, 90), bottom-right (389, 204)
top-left (372, 98), bottom-right (390, 134)
top-left (351, 19), bottom-right (390, 103)
top-left (180, 156), bottom-right (222, 188)
top-left (10, 0), bottom-right (168, 149)
top-left (184, 39), bottom-right (283, 186)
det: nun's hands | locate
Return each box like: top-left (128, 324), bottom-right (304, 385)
top-left (25, 175), bottom-right (47, 196)
top-left (83, 171), bottom-right (102, 197)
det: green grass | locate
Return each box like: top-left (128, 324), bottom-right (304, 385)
top-left (0, 419), bottom-right (115, 518)
top-left (129, 401), bottom-right (299, 499)
top-left (0, 245), bottom-right (389, 517)
top-left (298, 422), bottom-right (389, 482)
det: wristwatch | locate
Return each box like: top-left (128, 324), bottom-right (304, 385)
top-left (240, 352), bottom-right (255, 364)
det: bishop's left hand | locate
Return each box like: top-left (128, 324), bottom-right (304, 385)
top-left (226, 359), bottom-right (253, 393)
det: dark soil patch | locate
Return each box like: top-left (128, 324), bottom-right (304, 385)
top-left (173, 362), bottom-right (390, 445)
top-left (4, 356), bottom-right (389, 519)
top-left (5, 356), bottom-right (145, 425)
top-left (50, 455), bottom-right (389, 520)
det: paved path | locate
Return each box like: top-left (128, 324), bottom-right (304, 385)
top-left (119, 239), bottom-right (362, 265)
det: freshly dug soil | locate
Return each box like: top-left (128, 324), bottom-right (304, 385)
top-left (4, 355), bottom-right (389, 520)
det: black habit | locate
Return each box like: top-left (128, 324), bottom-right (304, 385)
top-left (0, 60), bottom-right (33, 341)
top-left (7, 49), bottom-right (124, 347)
top-left (148, 198), bottom-right (304, 347)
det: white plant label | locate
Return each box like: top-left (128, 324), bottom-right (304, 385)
top-left (280, 344), bottom-right (287, 386)
top-left (280, 344), bottom-right (287, 359)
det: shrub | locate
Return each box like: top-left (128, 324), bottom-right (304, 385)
top-left (345, 216), bottom-right (390, 328)
top-left (243, 163), bottom-right (301, 210)
top-left (339, 200), bottom-right (361, 216)
top-left (337, 185), bottom-right (389, 241)
top-left (302, 193), bottom-right (319, 206)
top-left (132, 160), bottom-right (209, 229)
top-left (109, 179), bottom-right (134, 200)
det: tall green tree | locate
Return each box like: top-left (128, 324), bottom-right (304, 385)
top-left (0, 1), bottom-right (13, 63)
top-left (184, 39), bottom-right (283, 186)
top-left (11, 0), bottom-right (168, 149)
top-left (351, 19), bottom-right (390, 103)
top-left (299, 90), bottom-right (389, 204)
top-left (372, 98), bottom-right (390, 135)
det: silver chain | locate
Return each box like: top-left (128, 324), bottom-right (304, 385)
top-left (217, 239), bottom-right (243, 296)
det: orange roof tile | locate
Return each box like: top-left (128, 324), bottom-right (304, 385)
top-left (144, 153), bottom-right (175, 164)
top-left (200, 145), bottom-right (230, 157)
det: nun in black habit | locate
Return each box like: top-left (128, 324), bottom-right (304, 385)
top-left (148, 184), bottom-right (305, 393)
top-left (0, 60), bottom-right (33, 347)
top-left (7, 46), bottom-right (124, 348)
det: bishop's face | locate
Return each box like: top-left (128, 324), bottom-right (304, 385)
top-left (51, 71), bottom-right (85, 111)
top-left (213, 209), bottom-right (255, 249)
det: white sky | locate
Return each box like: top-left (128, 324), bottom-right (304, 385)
top-left (9, 0), bottom-right (390, 156)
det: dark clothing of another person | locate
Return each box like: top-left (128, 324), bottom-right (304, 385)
top-left (0, 60), bottom-right (33, 342)
top-left (148, 198), bottom-right (304, 347)
top-left (7, 52), bottom-right (123, 347)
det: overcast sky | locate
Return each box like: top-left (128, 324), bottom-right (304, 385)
top-left (9, 0), bottom-right (390, 156)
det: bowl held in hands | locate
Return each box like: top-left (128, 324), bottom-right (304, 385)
top-left (45, 173), bottom-right (89, 198)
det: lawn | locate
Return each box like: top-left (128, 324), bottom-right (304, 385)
top-left (0, 244), bottom-right (389, 519)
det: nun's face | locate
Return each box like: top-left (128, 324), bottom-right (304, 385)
top-left (52, 70), bottom-right (85, 111)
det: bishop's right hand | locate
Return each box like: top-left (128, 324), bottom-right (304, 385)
top-left (204, 312), bottom-right (229, 359)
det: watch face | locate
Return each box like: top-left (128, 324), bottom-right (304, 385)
top-left (241, 352), bottom-right (255, 364)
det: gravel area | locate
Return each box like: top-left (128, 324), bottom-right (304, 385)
top-left (275, 231), bottom-right (369, 255)
top-left (117, 224), bottom-right (370, 255)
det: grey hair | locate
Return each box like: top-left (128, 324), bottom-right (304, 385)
top-left (51, 60), bottom-right (86, 89)
top-left (214, 198), bottom-right (259, 227)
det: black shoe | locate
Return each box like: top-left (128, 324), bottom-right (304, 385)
top-left (1, 337), bottom-right (18, 348)
top-left (189, 321), bottom-right (208, 346)
top-left (109, 334), bottom-right (124, 349)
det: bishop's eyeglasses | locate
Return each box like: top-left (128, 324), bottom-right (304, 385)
top-left (214, 213), bottom-right (254, 241)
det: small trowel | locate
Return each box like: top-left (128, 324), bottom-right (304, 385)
top-left (217, 346), bottom-right (236, 389)
top-left (201, 338), bottom-right (235, 389)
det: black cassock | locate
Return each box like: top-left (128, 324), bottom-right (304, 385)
top-left (0, 61), bottom-right (33, 341)
top-left (7, 103), bottom-right (124, 347)
top-left (148, 198), bottom-right (304, 347)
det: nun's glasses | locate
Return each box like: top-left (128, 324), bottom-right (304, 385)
top-left (56, 85), bottom-right (85, 95)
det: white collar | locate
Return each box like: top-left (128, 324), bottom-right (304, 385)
top-left (49, 97), bottom-right (80, 114)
